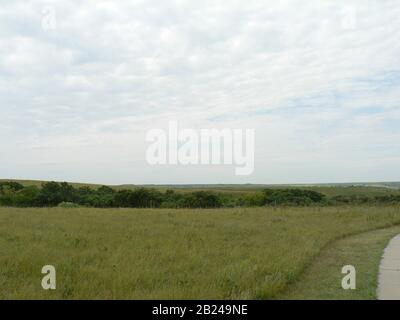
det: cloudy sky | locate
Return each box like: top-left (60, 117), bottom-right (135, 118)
top-left (1, 0), bottom-right (399, 185)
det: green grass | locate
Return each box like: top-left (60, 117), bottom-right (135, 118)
top-left (279, 225), bottom-right (400, 300)
top-left (1, 206), bottom-right (400, 299)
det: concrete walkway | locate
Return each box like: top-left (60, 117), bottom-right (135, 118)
top-left (378, 234), bottom-right (400, 300)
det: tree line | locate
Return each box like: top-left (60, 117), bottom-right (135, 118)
top-left (0, 181), bottom-right (399, 208)
top-left (0, 181), bottom-right (224, 208)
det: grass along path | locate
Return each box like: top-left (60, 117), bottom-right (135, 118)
top-left (279, 225), bottom-right (400, 299)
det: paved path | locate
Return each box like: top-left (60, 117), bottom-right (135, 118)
top-left (378, 234), bottom-right (400, 300)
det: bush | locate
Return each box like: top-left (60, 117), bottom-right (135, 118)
top-left (263, 189), bottom-right (326, 206)
top-left (58, 202), bottom-right (80, 208)
top-left (0, 185), bottom-right (40, 207)
top-left (181, 191), bottom-right (222, 208)
top-left (239, 193), bottom-right (267, 207)
top-left (36, 182), bottom-right (77, 206)
top-left (13, 186), bottom-right (40, 207)
top-left (113, 188), bottom-right (163, 208)
top-left (0, 181), bottom-right (24, 192)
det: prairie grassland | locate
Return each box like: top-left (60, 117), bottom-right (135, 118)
top-left (1, 206), bottom-right (400, 299)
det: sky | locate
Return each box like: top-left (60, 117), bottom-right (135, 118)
top-left (0, 0), bottom-right (399, 185)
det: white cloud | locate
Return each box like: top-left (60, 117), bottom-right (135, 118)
top-left (1, 0), bottom-right (400, 184)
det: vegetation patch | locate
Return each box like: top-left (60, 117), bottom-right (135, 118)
top-left (1, 181), bottom-right (399, 208)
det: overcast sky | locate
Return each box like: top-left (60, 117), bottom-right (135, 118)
top-left (1, 0), bottom-right (399, 185)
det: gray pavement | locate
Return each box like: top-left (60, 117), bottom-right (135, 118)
top-left (377, 234), bottom-right (400, 300)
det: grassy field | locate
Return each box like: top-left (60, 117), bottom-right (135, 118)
top-left (1, 206), bottom-right (400, 299)
top-left (279, 225), bottom-right (400, 299)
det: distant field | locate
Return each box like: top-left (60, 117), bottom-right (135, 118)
top-left (1, 206), bottom-right (400, 299)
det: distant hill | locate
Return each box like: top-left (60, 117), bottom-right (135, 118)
top-left (1, 179), bottom-right (399, 197)
top-left (0, 179), bottom-right (101, 189)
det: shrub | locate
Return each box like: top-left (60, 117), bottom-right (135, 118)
top-left (0, 181), bottom-right (24, 192)
top-left (36, 182), bottom-right (77, 206)
top-left (240, 193), bottom-right (267, 207)
top-left (113, 188), bottom-right (163, 208)
top-left (181, 191), bottom-right (222, 208)
top-left (58, 202), bottom-right (80, 208)
top-left (263, 189), bottom-right (326, 206)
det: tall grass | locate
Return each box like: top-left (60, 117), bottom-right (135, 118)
top-left (1, 206), bottom-right (399, 299)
